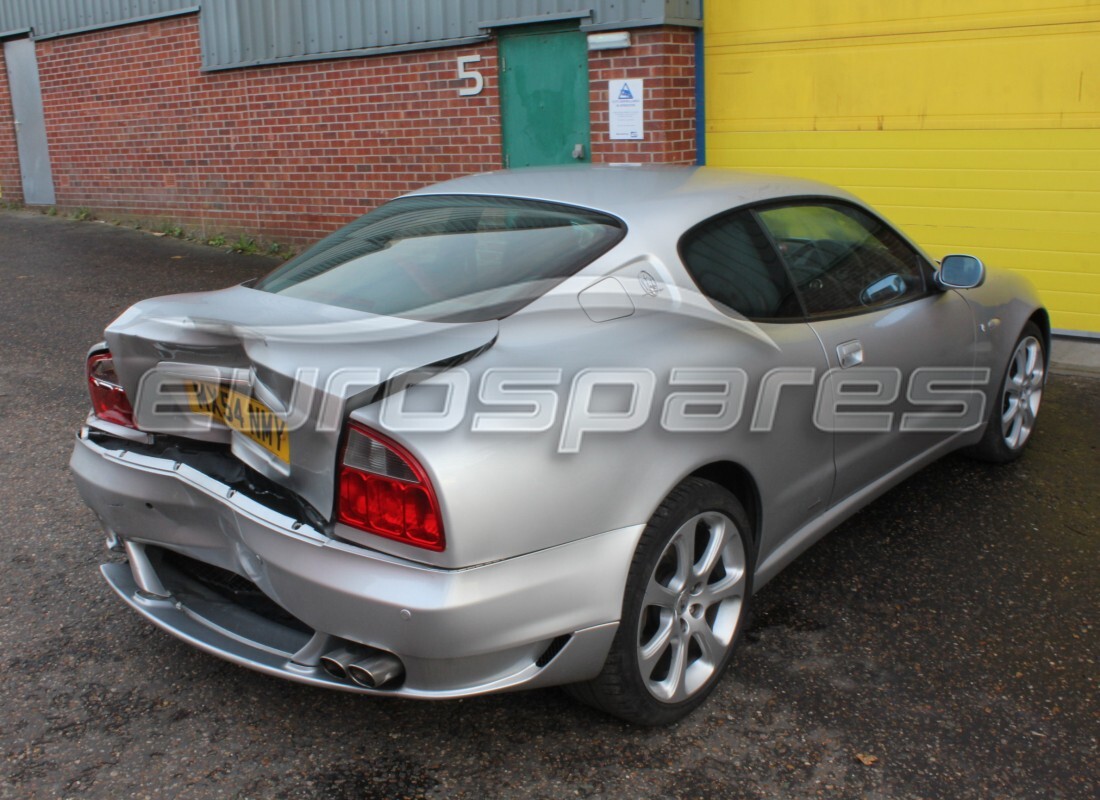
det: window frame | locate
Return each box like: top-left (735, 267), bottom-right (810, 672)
top-left (748, 196), bottom-right (939, 322)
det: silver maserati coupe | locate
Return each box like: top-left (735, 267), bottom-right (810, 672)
top-left (71, 166), bottom-right (1048, 724)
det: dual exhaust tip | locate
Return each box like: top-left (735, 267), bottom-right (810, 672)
top-left (320, 646), bottom-right (404, 689)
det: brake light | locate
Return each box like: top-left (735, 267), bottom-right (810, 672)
top-left (337, 423), bottom-right (445, 551)
top-left (86, 351), bottom-right (137, 429)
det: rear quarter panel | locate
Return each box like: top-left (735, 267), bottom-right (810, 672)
top-left (347, 222), bottom-right (834, 570)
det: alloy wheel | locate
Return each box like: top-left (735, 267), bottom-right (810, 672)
top-left (636, 511), bottom-right (747, 702)
top-left (1001, 335), bottom-right (1044, 450)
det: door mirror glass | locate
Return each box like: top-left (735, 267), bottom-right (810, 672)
top-left (936, 254), bottom-right (986, 290)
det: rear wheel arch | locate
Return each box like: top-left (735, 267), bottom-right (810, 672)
top-left (688, 461), bottom-right (761, 555)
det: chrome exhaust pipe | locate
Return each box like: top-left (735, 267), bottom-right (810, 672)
top-left (319, 647), bottom-right (363, 680)
top-left (347, 652), bottom-right (404, 688)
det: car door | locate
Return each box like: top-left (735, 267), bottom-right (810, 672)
top-left (754, 200), bottom-right (979, 506)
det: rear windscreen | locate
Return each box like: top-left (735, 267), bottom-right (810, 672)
top-left (255, 195), bottom-right (625, 322)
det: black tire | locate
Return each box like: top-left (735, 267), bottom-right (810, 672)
top-left (568, 477), bottom-right (754, 726)
top-left (966, 322), bottom-right (1046, 464)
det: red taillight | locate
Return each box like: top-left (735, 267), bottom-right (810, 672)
top-left (86, 351), bottom-right (137, 429)
top-left (337, 423), bottom-right (445, 551)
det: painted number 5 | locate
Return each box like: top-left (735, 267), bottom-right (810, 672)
top-left (457, 54), bottom-right (484, 97)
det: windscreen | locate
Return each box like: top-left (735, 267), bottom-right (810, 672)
top-left (255, 195), bottom-right (626, 322)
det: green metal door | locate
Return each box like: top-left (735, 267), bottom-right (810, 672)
top-left (499, 24), bottom-right (590, 167)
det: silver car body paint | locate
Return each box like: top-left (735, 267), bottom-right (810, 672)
top-left (70, 166), bottom-right (1046, 697)
top-left (105, 284), bottom-right (499, 519)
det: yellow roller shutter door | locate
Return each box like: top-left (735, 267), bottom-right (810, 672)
top-left (705, 0), bottom-right (1100, 334)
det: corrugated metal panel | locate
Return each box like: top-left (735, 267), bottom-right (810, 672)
top-left (664, 0), bottom-right (702, 25)
top-left (0, 0), bottom-right (196, 39)
top-left (199, 0), bottom-right (701, 70)
top-left (705, 0), bottom-right (1100, 335)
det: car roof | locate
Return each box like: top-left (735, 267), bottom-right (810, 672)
top-left (406, 165), bottom-right (862, 229)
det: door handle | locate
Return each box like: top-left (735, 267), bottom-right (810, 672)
top-left (572, 143), bottom-right (585, 160)
top-left (837, 340), bottom-right (864, 369)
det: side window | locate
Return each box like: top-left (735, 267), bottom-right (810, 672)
top-left (679, 210), bottom-right (803, 320)
top-left (755, 202), bottom-right (931, 317)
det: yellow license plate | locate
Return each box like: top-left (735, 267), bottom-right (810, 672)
top-left (185, 381), bottom-right (290, 462)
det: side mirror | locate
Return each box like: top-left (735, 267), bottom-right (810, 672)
top-left (935, 254), bottom-right (986, 290)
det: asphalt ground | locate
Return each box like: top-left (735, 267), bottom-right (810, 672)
top-left (0, 209), bottom-right (1096, 800)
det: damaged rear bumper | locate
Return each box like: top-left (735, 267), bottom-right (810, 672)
top-left (70, 425), bottom-right (637, 697)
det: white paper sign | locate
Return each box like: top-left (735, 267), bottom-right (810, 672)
top-left (608, 79), bottom-right (644, 140)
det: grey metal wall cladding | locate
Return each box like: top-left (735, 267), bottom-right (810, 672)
top-left (664, 0), bottom-right (702, 24)
top-left (0, 0), bottom-right (196, 39)
top-left (199, 0), bottom-right (701, 70)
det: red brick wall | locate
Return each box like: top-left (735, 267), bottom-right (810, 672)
top-left (34, 15), bottom-right (500, 245)
top-left (0, 46), bottom-right (23, 205)
top-left (589, 28), bottom-right (697, 165)
top-left (22, 15), bottom-right (696, 246)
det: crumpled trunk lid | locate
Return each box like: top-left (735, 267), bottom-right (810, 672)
top-left (105, 284), bottom-right (497, 518)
